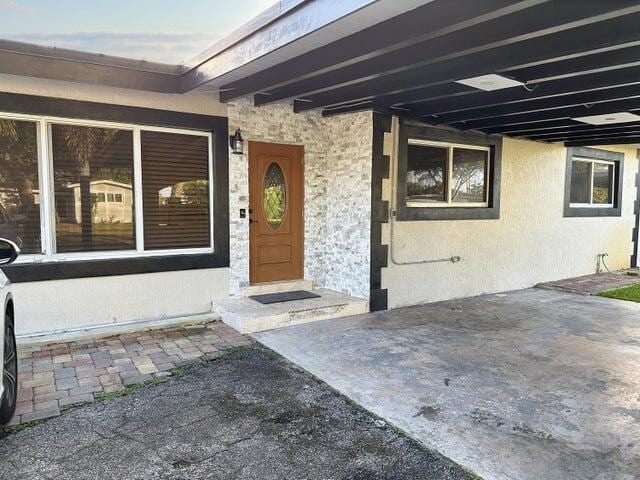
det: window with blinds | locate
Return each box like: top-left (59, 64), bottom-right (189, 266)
top-left (51, 124), bottom-right (135, 252)
top-left (0, 112), bottom-right (214, 262)
top-left (0, 119), bottom-right (41, 254)
top-left (141, 131), bottom-right (210, 250)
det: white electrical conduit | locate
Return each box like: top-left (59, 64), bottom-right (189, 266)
top-left (388, 115), bottom-right (462, 266)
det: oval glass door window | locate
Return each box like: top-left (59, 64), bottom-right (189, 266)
top-left (263, 162), bottom-right (286, 229)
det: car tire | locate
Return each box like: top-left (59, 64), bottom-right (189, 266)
top-left (0, 312), bottom-right (17, 425)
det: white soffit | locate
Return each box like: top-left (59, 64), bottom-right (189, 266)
top-left (455, 74), bottom-right (525, 91)
top-left (572, 112), bottom-right (640, 125)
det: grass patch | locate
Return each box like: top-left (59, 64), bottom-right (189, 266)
top-left (599, 283), bottom-right (640, 303)
top-left (0, 418), bottom-right (48, 439)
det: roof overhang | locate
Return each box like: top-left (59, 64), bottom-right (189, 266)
top-left (214, 0), bottom-right (640, 147)
top-left (4, 0), bottom-right (640, 146)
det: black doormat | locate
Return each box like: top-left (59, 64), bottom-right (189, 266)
top-left (249, 290), bottom-right (321, 305)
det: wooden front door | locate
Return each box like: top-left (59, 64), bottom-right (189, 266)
top-left (249, 141), bottom-right (304, 284)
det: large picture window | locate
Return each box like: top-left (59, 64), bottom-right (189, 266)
top-left (564, 147), bottom-right (623, 218)
top-left (0, 113), bottom-right (214, 263)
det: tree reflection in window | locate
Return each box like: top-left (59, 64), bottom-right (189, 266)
top-left (451, 148), bottom-right (487, 203)
top-left (0, 119), bottom-right (40, 253)
top-left (406, 145), bottom-right (447, 203)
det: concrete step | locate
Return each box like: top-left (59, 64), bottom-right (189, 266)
top-left (245, 279), bottom-right (314, 296)
top-left (215, 288), bottom-right (369, 334)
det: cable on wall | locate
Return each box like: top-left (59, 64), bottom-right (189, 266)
top-left (388, 116), bottom-right (462, 266)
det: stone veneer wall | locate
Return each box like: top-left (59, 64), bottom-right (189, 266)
top-left (227, 99), bottom-right (372, 299)
top-left (323, 113), bottom-right (373, 299)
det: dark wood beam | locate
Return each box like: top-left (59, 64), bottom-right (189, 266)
top-left (525, 122), bottom-right (640, 140)
top-left (339, 41), bottom-right (640, 110)
top-left (483, 119), bottom-right (581, 134)
top-left (566, 136), bottom-right (640, 146)
top-left (220, 0), bottom-right (538, 102)
top-left (456, 97), bottom-right (640, 130)
top-left (531, 130), bottom-right (640, 143)
top-left (405, 64), bottom-right (640, 119)
top-left (321, 101), bottom-right (376, 117)
top-left (259, 0), bottom-right (588, 107)
top-left (293, 4), bottom-right (640, 112)
top-left (503, 42), bottom-right (640, 82)
top-left (432, 82), bottom-right (640, 125)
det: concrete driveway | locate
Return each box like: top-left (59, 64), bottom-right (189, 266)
top-left (255, 288), bottom-right (640, 480)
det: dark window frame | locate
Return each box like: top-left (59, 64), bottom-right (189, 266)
top-left (0, 92), bottom-right (229, 282)
top-left (564, 146), bottom-right (624, 218)
top-left (397, 121), bottom-right (502, 221)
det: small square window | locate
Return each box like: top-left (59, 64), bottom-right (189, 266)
top-left (569, 158), bottom-right (615, 208)
top-left (564, 147), bottom-right (623, 217)
top-left (405, 140), bottom-right (489, 208)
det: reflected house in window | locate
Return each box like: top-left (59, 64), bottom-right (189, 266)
top-left (62, 180), bottom-right (133, 225)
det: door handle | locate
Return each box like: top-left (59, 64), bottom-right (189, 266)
top-left (249, 218), bottom-right (258, 224)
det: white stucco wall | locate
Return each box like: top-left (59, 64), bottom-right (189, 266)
top-left (382, 133), bottom-right (639, 308)
top-left (1, 75), bottom-right (231, 335)
top-left (228, 99), bottom-right (372, 299)
top-left (12, 268), bottom-right (229, 336)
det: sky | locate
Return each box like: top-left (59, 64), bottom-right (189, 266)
top-left (0, 0), bottom-right (278, 64)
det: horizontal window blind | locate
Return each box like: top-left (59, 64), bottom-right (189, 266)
top-left (0, 119), bottom-right (41, 254)
top-left (51, 124), bottom-right (135, 252)
top-left (141, 131), bottom-right (210, 249)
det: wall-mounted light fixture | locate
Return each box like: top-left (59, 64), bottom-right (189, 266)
top-left (230, 128), bottom-right (244, 154)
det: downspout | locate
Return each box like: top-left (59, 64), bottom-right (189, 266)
top-left (388, 115), bottom-right (461, 265)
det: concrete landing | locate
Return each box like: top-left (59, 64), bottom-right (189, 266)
top-left (215, 288), bottom-right (368, 334)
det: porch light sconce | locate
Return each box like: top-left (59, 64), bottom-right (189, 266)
top-left (230, 128), bottom-right (244, 155)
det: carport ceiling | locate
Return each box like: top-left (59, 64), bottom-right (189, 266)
top-left (217, 0), bottom-right (640, 147)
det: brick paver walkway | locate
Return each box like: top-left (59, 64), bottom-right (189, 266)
top-left (8, 321), bottom-right (251, 427)
top-left (536, 271), bottom-right (640, 295)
